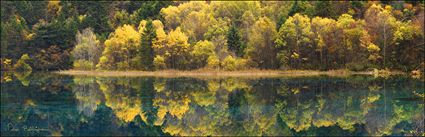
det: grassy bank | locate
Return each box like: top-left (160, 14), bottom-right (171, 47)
top-left (54, 69), bottom-right (405, 78)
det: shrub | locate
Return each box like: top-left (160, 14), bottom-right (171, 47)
top-left (221, 56), bottom-right (246, 71)
top-left (154, 55), bottom-right (166, 70)
top-left (222, 56), bottom-right (237, 71)
top-left (96, 56), bottom-right (110, 70)
top-left (117, 61), bottom-right (130, 70)
top-left (73, 60), bottom-right (95, 70)
top-left (235, 58), bottom-right (247, 70)
top-left (346, 62), bottom-right (367, 71)
top-left (129, 56), bottom-right (143, 70)
top-left (207, 55), bottom-right (219, 69)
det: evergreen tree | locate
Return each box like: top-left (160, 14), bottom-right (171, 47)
top-left (140, 20), bottom-right (156, 70)
top-left (76, 1), bottom-right (112, 36)
top-left (131, 1), bottom-right (172, 24)
top-left (288, 1), bottom-right (301, 17)
top-left (314, 1), bottom-right (333, 18)
top-left (227, 25), bottom-right (244, 57)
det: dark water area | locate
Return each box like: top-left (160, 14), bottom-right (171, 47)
top-left (1, 72), bottom-right (424, 136)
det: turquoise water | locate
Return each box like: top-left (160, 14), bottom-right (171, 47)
top-left (1, 72), bottom-right (424, 136)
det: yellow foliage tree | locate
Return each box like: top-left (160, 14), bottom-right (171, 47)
top-left (191, 40), bottom-right (216, 68)
top-left (161, 27), bottom-right (191, 69)
top-left (246, 17), bottom-right (278, 69)
top-left (97, 25), bottom-right (140, 70)
top-left (221, 55), bottom-right (246, 71)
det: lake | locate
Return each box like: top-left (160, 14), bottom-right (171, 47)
top-left (1, 72), bottom-right (424, 136)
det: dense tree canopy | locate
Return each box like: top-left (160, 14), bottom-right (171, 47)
top-left (0, 1), bottom-right (424, 72)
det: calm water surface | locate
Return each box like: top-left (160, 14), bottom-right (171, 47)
top-left (1, 72), bottom-right (424, 136)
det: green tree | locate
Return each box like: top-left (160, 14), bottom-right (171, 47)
top-left (10, 1), bottom-right (48, 26)
top-left (110, 10), bottom-right (132, 29)
top-left (314, 1), bottom-right (352, 19)
top-left (288, 1), bottom-right (301, 17)
top-left (75, 1), bottom-right (112, 36)
top-left (139, 20), bottom-right (156, 70)
top-left (314, 1), bottom-right (334, 18)
top-left (130, 1), bottom-right (172, 24)
top-left (288, 1), bottom-right (314, 17)
top-left (227, 25), bottom-right (244, 57)
top-left (32, 18), bottom-right (78, 50)
top-left (0, 15), bottom-right (32, 59)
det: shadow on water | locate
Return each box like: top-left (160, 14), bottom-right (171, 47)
top-left (1, 71), bottom-right (424, 136)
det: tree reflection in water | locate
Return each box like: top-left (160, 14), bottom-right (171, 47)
top-left (1, 72), bottom-right (424, 136)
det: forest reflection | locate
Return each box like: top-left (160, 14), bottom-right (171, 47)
top-left (1, 72), bottom-right (424, 136)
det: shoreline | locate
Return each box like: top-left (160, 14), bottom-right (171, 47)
top-left (53, 69), bottom-right (405, 78)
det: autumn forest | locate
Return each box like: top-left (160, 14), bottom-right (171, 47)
top-left (1, 1), bottom-right (425, 136)
top-left (1, 1), bottom-right (424, 73)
